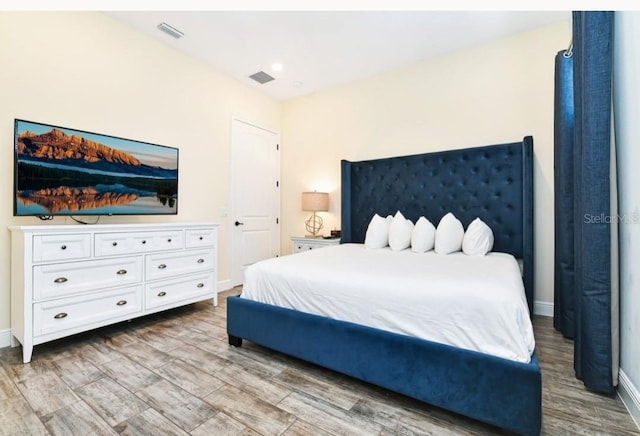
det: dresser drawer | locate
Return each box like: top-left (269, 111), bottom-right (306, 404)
top-left (33, 286), bottom-right (143, 338)
top-left (33, 234), bottom-right (91, 262)
top-left (33, 256), bottom-right (143, 300)
top-left (185, 228), bottom-right (215, 248)
top-left (145, 274), bottom-right (214, 310)
top-left (94, 230), bottom-right (183, 256)
top-left (146, 249), bottom-right (214, 282)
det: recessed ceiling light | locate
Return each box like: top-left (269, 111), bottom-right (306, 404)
top-left (271, 63), bottom-right (283, 72)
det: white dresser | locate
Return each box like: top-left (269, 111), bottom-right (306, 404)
top-left (10, 222), bottom-right (218, 363)
top-left (291, 236), bottom-right (340, 253)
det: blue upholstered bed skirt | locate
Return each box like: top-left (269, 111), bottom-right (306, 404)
top-left (227, 296), bottom-right (542, 436)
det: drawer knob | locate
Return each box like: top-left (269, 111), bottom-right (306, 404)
top-left (61, 245), bottom-right (67, 250)
top-left (197, 283), bottom-right (204, 288)
top-left (112, 242), bottom-right (118, 247)
top-left (142, 240), bottom-right (147, 244)
top-left (199, 236), bottom-right (204, 240)
top-left (116, 300), bottom-right (127, 306)
top-left (167, 238), bottom-right (172, 243)
top-left (157, 291), bottom-right (167, 297)
top-left (54, 277), bottom-right (68, 284)
top-left (116, 269), bottom-right (127, 275)
top-left (158, 264), bottom-right (167, 270)
top-left (197, 258), bottom-right (205, 264)
top-left (54, 312), bottom-right (67, 319)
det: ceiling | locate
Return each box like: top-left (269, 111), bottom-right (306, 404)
top-left (106, 11), bottom-right (570, 101)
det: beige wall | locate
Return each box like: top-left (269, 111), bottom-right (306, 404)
top-left (0, 13), bottom-right (570, 334)
top-left (281, 21), bottom-right (571, 306)
top-left (0, 12), bottom-right (281, 331)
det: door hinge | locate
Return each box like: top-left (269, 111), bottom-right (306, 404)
top-left (276, 218), bottom-right (279, 224)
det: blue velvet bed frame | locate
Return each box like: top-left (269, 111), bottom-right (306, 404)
top-left (227, 137), bottom-right (541, 435)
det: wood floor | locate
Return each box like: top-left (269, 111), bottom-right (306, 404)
top-left (0, 289), bottom-right (637, 436)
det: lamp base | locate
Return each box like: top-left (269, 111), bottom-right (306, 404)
top-left (304, 212), bottom-right (324, 238)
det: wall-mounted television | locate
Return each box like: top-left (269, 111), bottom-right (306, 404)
top-left (14, 119), bottom-right (179, 216)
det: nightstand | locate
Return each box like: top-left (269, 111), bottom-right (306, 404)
top-left (291, 236), bottom-right (340, 253)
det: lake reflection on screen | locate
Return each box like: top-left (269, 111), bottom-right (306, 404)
top-left (16, 186), bottom-right (177, 215)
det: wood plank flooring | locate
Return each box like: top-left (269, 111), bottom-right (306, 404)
top-left (0, 289), bottom-right (637, 435)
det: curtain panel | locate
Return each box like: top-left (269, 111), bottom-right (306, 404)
top-left (553, 49), bottom-right (575, 338)
top-left (554, 11), bottom-right (616, 394)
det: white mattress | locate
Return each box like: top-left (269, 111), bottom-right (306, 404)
top-left (241, 244), bottom-right (535, 363)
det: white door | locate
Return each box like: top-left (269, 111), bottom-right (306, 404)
top-left (231, 119), bottom-right (280, 286)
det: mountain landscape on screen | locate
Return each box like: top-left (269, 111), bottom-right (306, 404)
top-left (17, 128), bottom-right (177, 179)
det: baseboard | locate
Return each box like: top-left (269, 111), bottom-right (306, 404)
top-left (217, 279), bottom-right (232, 293)
top-left (534, 301), bottom-right (554, 317)
top-left (0, 328), bottom-right (12, 349)
top-left (619, 369), bottom-right (640, 431)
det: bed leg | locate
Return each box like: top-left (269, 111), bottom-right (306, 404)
top-left (228, 335), bottom-right (243, 347)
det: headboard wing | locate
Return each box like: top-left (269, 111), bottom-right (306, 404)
top-left (341, 137), bottom-right (534, 313)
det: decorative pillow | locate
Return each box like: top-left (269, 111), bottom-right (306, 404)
top-left (434, 212), bottom-right (464, 254)
top-left (364, 213), bottom-right (392, 249)
top-left (411, 216), bottom-right (436, 253)
top-left (388, 211), bottom-right (414, 251)
top-left (462, 217), bottom-right (494, 256)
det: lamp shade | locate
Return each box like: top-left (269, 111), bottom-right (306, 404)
top-left (301, 191), bottom-right (329, 212)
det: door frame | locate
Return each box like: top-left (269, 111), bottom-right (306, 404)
top-left (230, 117), bottom-right (281, 287)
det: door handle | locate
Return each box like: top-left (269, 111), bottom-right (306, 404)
top-left (235, 221), bottom-right (245, 226)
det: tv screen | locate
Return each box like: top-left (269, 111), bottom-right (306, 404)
top-left (14, 119), bottom-right (179, 216)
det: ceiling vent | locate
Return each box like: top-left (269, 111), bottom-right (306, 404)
top-left (249, 71), bottom-right (275, 84)
top-left (157, 22), bottom-right (184, 39)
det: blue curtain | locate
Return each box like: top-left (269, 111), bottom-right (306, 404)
top-left (554, 11), bottom-right (615, 394)
top-left (553, 49), bottom-right (575, 338)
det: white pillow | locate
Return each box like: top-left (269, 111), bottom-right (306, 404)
top-left (388, 211), bottom-right (414, 251)
top-left (411, 216), bottom-right (436, 253)
top-left (462, 217), bottom-right (494, 256)
top-left (364, 214), bottom-right (392, 249)
top-left (434, 212), bottom-right (464, 254)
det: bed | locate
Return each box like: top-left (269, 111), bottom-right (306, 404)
top-left (227, 137), bottom-right (541, 436)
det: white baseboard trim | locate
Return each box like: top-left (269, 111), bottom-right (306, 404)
top-left (534, 301), bottom-right (554, 317)
top-left (0, 328), bottom-right (12, 349)
top-left (619, 369), bottom-right (640, 431)
top-left (217, 279), bottom-right (232, 293)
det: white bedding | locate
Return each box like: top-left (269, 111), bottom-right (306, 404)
top-left (241, 243), bottom-right (535, 363)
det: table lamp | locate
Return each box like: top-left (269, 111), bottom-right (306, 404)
top-left (301, 191), bottom-right (329, 237)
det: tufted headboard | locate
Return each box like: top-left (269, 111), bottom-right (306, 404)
top-left (341, 137), bottom-right (534, 314)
